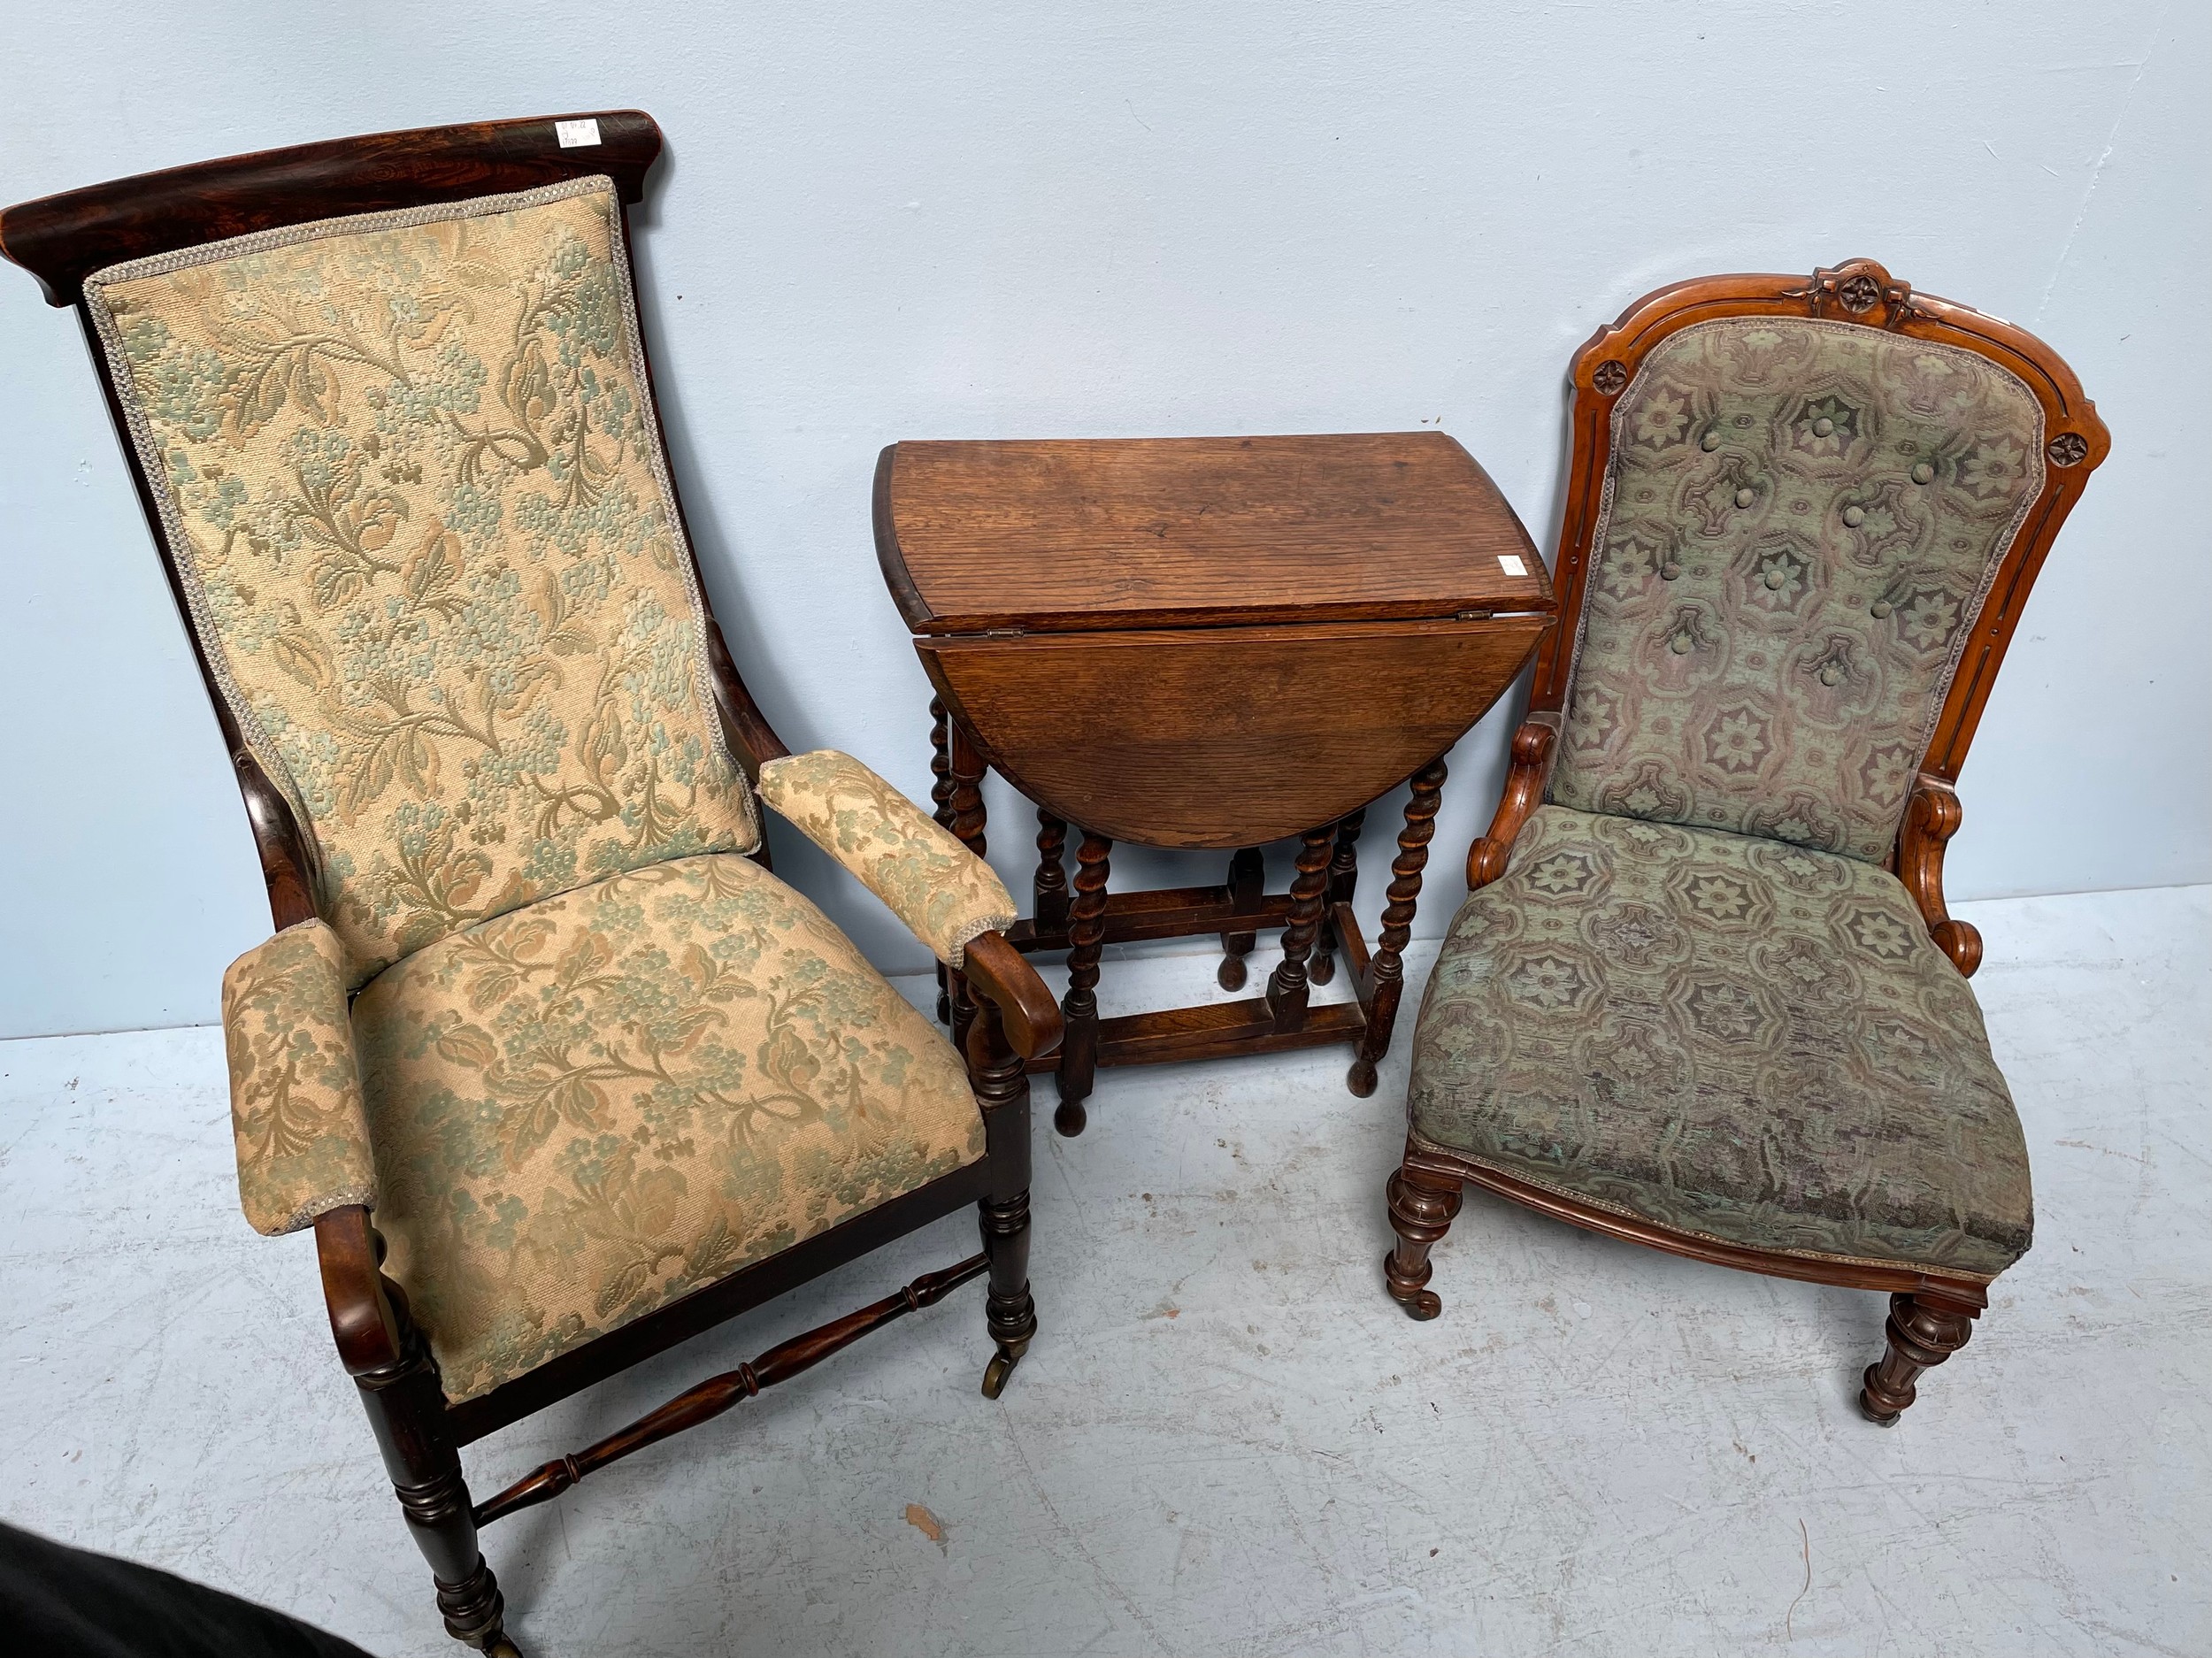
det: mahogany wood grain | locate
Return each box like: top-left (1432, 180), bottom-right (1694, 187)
top-left (1897, 773), bottom-right (1983, 977)
top-left (1463, 715), bottom-right (1558, 890)
top-left (962, 930), bottom-right (1065, 1060)
top-left (1400, 1139), bottom-right (1993, 1307)
top-left (921, 616), bottom-right (1547, 848)
top-left (877, 433), bottom-right (1547, 634)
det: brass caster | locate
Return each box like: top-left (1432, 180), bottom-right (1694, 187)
top-left (981, 1344), bottom-right (1028, 1399)
top-left (1384, 1251), bottom-right (1441, 1320)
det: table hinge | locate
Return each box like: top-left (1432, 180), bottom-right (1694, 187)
top-left (979, 627), bottom-right (1025, 638)
top-left (1454, 610), bottom-right (1494, 622)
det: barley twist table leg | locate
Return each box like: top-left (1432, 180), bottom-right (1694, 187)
top-left (1310, 809), bottom-right (1365, 987)
top-left (1056, 831), bottom-right (1112, 1138)
top-left (1266, 824), bottom-right (1335, 1032)
top-left (1348, 758), bottom-right (1446, 1097)
top-left (1217, 847), bottom-right (1265, 991)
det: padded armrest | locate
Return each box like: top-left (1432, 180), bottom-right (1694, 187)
top-left (220, 920), bottom-right (378, 1236)
top-left (757, 749), bottom-right (1017, 969)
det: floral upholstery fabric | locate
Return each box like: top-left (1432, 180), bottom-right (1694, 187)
top-left (757, 749), bottom-right (1017, 969)
top-left (220, 920), bottom-right (376, 1236)
top-left (87, 179), bottom-right (760, 986)
top-left (350, 852), bottom-right (985, 1403)
top-left (1409, 806), bottom-right (2032, 1278)
top-left (1549, 319), bottom-right (2044, 862)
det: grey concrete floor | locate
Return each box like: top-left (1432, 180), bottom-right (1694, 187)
top-left (2, 885), bottom-right (2206, 1657)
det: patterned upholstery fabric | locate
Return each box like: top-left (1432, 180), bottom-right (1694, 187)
top-left (86, 179), bottom-right (760, 986)
top-left (350, 852), bottom-right (985, 1402)
top-left (757, 749), bottom-right (1017, 968)
top-left (1548, 319), bottom-right (2044, 862)
top-left (1409, 806), bottom-right (2032, 1278)
top-left (220, 920), bottom-right (376, 1236)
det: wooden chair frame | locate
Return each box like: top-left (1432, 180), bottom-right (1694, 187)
top-left (2, 111), bottom-right (1064, 1655)
top-left (1383, 258), bottom-right (2110, 1423)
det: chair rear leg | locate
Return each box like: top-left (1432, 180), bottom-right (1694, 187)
top-left (1385, 1161), bottom-right (1463, 1321)
top-left (1859, 1292), bottom-right (1978, 1425)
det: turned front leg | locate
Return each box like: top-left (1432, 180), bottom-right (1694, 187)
top-left (967, 995), bottom-right (1038, 1399)
top-left (1348, 758), bottom-right (1447, 1098)
top-left (1385, 1163), bottom-right (1463, 1321)
top-left (1056, 831), bottom-right (1112, 1137)
top-left (1310, 810), bottom-right (1364, 987)
top-left (1860, 1293), bottom-right (1978, 1425)
top-left (1217, 846), bottom-right (1265, 991)
top-left (342, 1231), bottom-right (518, 1654)
top-left (1266, 825), bottom-right (1336, 1032)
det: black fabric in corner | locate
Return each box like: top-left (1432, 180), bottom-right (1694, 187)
top-left (0, 1523), bottom-right (376, 1658)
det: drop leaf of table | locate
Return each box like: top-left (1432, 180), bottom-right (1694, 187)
top-left (874, 432), bottom-right (1556, 1133)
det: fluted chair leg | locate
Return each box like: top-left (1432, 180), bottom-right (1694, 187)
top-left (1384, 1162), bottom-right (1463, 1321)
top-left (1859, 1292), bottom-right (1978, 1425)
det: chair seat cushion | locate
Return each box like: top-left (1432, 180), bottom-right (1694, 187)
top-left (351, 853), bottom-right (985, 1402)
top-left (1409, 806), bottom-right (2032, 1279)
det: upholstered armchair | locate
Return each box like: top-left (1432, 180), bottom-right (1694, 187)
top-left (1382, 261), bottom-right (2108, 1425)
top-left (2, 112), bottom-right (1061, 1657)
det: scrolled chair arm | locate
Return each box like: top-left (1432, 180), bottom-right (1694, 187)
top-left (1465, 713), bottom-right (1561, 890)
top-left (220, 919), bottom-right (379, 1237)
top-left (757, 748), bottom-right (1062, 1058)
top-left (1896, 771), bottom-right (1982, 978)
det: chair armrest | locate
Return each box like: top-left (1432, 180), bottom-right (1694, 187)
top-left (1465, 715), bottom-right (1560, 890)
top-left (757, 748), bottom-right (1018, 971)
top-left (220, 920), bottom-right (378, 1236)
top-left (961, 930), bottom-right (1064, 1060)
top-left (1896, 773), bottom-right (1982, 978)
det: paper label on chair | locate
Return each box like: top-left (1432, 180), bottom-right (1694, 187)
top-left (556, 118), bottom-right (603, 149)
top-left (1497, 554), bottom-right (1527, 577)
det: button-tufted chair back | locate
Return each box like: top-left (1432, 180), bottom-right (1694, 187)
top-left (82, 176), bottom-right (761, 982)
top-left (1548, 315), bottom-right (2045, 860)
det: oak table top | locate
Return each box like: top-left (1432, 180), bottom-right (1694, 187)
top-left (872, 429), bottom-right (1557, 1132)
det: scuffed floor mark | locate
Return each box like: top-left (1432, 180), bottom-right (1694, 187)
top-left (904, 1502), bottom-right (948, 1552)
top-left (1785, 1517), bottom-right (1810, 1640)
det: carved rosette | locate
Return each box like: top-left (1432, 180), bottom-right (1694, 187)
top-left (1838, 272), bottom-right (1884, 313)
top-left (1592, 360), bottom-right (1629, 395)
top-left (2047, 432), bottom-right (2088, 467)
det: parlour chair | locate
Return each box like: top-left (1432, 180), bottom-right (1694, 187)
top-left (0, 111), bottom-right (1063, 1655)
top-left (1381, 260), bottom-right (2108, 1424)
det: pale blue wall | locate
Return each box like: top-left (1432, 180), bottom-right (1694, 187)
top-left (2, 1), bottom-right (2205, 1038)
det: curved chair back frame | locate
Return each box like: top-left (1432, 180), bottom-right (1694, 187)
top-left (1535, 257), bottom-right (2110, 806)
